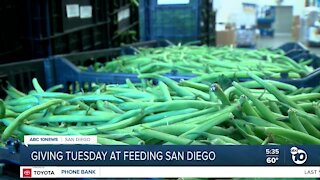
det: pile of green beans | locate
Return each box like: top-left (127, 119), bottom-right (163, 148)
top-left (0, 74), bottom-right (320, 145)
top-left (82, 45), bottom-right (314, 79)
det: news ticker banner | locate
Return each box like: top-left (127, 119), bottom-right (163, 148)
top-left (20, 166), bottom-right (320, 178)
top-left (17, 136), bottom-right (320, 178)
top-left (20, 136), bottom-right (320, 166)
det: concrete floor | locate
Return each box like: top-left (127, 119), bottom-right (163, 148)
top-left (256, 33), bottom-right (320, 55)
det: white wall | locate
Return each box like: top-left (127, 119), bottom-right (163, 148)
top-left (214, 0), bottom-right (305, 25)
top-left (282, 0), bottom-right (305, 15)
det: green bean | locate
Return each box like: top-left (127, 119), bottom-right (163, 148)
top-left (107, 109), bottom-right (142, 124)
top-left (261, 136), bottom-right (271, 145)
top-left (314, 104), bottom-right (320, 119)
top-left (0, 100), bottom-right (5, 118)
top-left (1, 99), bottom-right (63, 141)
top-left (196, 132), bottom-right (241, 145)
top-left (158, 81), bottom-right (172, 101)
top-left (289, 93), bottom-right (320, 102)
top-left (118, 102), bottom-right (158, 111)
top-left (268, 101), bottom-right (282, 114)
top-left (142, 108), bottom-right (197, 123)
top-left (248, 73), bottom-right (302, 110)
top-left (136, 127), bottom-right (204, 145)
top-left (1, 118), bottom-right (60, 135)
top-left (288, 109), bottom-right (308, 134)
top-left (179, 80), bottom-right (209, 92)
top-left (96, 100), bottom-right (107, 111)
top-left (300, 118), bottom-right (320, 139)
top-left (97, 137), bottom-right (129, 145)
top-left (211, 84), bottom-right (231, 106)
top-left (274, 101), bottom-right (320, 129)
top-left (289, 88), bottom-right (305, 95)
top-left (46, 84), bottom-right (64, 92)
top-left (69, 95), bottom-right (124, 103)
top-left (53, 105), bottom-right (80, 115)
top-left (73, 100), bottom-right (90, 110)
top-left (32, 92), bottom-right (74, 99)
top-left (32, 78), bottom-right (45, 93)
top-left (125, 78), bottom-right (137, 90)
top-left (72, 111), bottom-right (144, 135)
top-left (105, 101), bottom-right (125, 114)
top-left (244, 116), bottom-right (280, 128)
top-left (179, 113), bottom-right (233, 140)
top-left (7, 84), bottom-right (26, 97)
top-left (6, 96), bottom-right (39, 106)
top-left (295, 110), bottom-right (320, 129)
top-left (183, 87), bottom-right (210, 101)
top-left (254, 127), bottom-right (320, 144)
top-left (128, 106), bottom-right (220, 131)
top-left (311, 85), bottom-right (320, 93)
top-left (138, 74), bottom-right (194, 97)
top-left (301, 87), bottom-right (314, 93)
top-left (7, 104), bottom-right (37, 113)
top-left (30, 113), bottom-right (118, 123)
top-left (116, 136), bottom-right (144, 145)
top-left (144, 100), bottom-right (219, 114)
top-left (239, 80), bottom-right (298, 92)
top-left (233, 121), bottom-right (264, 145)
top-left (4, 109), bottom-right (19, 118)
top-left (116, 91), bottom-right (155, 100)
top-left (232, 82), bottom-right (280, 125)
top-left (239, 95), bottom-right (260, 117)
top-left (298, 103), bottom-right (316, 112)
top-left (2, 88), bottom-right (21, 99)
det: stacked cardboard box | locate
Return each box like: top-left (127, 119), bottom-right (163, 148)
top-left (292, 16), bottom-right (300, 40)
top-left (216, 24), bottom-right (236, 46)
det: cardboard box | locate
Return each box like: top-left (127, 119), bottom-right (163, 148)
top-left (216, 30), bottom-right (236, 46)
top-left (292, 25), bottom-right (300, 40)
top-left (293, 16), bottom-right (300, 26)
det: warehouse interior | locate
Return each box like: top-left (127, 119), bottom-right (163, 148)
top-left (1, 0), bottom-right (320, 179)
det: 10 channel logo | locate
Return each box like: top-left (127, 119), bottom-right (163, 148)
top-left (290, 147), bottom-right (308, 165)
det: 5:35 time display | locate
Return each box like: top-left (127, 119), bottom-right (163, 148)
top-left (265, 148), bottom-right (280, 155)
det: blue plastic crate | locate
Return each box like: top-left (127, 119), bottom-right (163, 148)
top-left (43, 39), bottom-right (320, 92)
top-left (139, 0), bottom-right (201, 43)
top-left (237, 44), bottom-right (256, 49)
top-left (46, 58), bottom-right (320, 93)
top-left (257, 18), bottom-right (274, 24)
top-left (122, 39), bottom-right (174, 54)
top-left (44, 40), bottom-right (192, 92)
top-left (283, 52), bottom-right (319, 69)
top-left (259, 28), bottom-right (274, 37)
top-left (277, 42), bottom-right (308, 53)
top-left (308, 41), bottom-right (320, 47)
top-left (0, 58), bottom-right (46, 98)
top-left (275, 42), bottom-right (319, 68)
top-left (47, 57), bottom-right (194, 93)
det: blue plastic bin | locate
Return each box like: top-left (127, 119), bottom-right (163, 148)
top-left (0, 58), bottom-right (46, 98)
top-left (259, 28), bottom-right (274, 37)
top-left (44, 40), bottom-right (192, 92)
top-left (257, 18), bottom-right (274, 24)
top-left (139, 0), bottom-right (201, 43)
top-left (277, 42), bottom-right (308, 53)
top-left (275, 42), bottom-right (319, 68)
top-left (48, 57), bottom-right (194, 93)
top-left (43, 39), bottom-right (320, 92)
